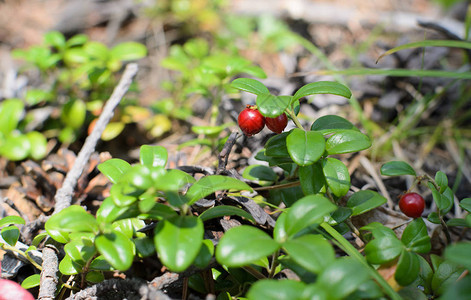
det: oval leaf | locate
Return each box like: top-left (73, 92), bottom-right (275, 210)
top-left (256, 94), bottom-right (291, 118)
top-left (216, 225), bottom-right (279, 267)
top-left (95, 230), bottom-right (135, 271)
top-left (325, 130), bottom-right (371, 154)
top-left (186, 175), bottom-right (253, 205)
top-left (247, 279), bottom-right (306, 300)
top-left (401, 218), bottom-right (431, 254)
top-left (444, 242), bottom-right (471, 271)
top-left (322, 157), bottom-right (351, 197)
top-left (25, 131), bottom-right (48, 160)
top-left (0, 215), bottom-right (25, 227)
top-left (310, 115), bottom-right (358, 135)
top-left (380, 161), bottom-right (416, 176)
top-left (154, 216), bottom-right (204, 272)
top-left (298, 162), bottom-right (326, 195)
top-left (139, 145), bottom-right (168, 167)
top-left (45, 206), bottom-right (99, 243)
top-left (283, 234), bottom-right (335, 273)
top-left (199, 205), bottom-right (255, 223)
top-left (21, 274), bottom-right (41, 289)
top-left (365, 235), bottom-right (403, 264)
top-left (1, 226), bottom-right (20, 246)
top-left (395, 250), bottom-right (420, 286)
top-left (347, 190), bottom-right (387, 216)
top-left (287, 129), bottom-right (325, 166)
top-left (110, 42), bottom-right (147, 61)
top-left (293, 81), bottom-right (352, 102)
top-left (98, 159), bottom-right (131, 184)
top-left (230, 78), bottom-right (269, 95)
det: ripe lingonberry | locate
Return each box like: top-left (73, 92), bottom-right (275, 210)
top-left (399, 193), bottom-right (425, 218)
top-left (266, 113), bottom-right (288, 134)
top-left (238, 105), bottom-right (265, 137)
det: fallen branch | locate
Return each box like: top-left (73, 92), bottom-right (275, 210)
top-left (38, 63), bottom-right (139, 300)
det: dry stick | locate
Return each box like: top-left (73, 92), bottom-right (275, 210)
top-left (38, 63), bottom-right (139, 300)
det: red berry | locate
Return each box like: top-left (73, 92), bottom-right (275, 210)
top-left (238, 105), bottom-right (265, 137)
top-left (266, 113), bottom-right (288, 133)
top-left (399, 193), bottom-right (425, 218)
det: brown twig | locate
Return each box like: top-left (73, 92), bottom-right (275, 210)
top-left (38, 63), bottom-right (139, 300)
top-left (216, 131), bottom-right (239, 175)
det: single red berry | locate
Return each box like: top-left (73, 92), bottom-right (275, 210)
top-left (238, 105), bottom-right (265, 136)
top-left (266, 113), bottom-right (288, 134)
top-left (399, 192), bottom-right (425, 218)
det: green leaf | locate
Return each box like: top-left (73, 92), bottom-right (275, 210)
top-left (321, 157), bottom-right (351, 197)
top-left (139, 202), bottom-right (177, 220)
top-left (134, 236), bottom-right (155, 257)
top-left (435, 171), bottom-right (448, 193)
top-left (444, 242), bottom-right (471, 271)
top-left (199, 205), bottom-right (255, 223)
top-left (1, 226), bottom-right (20, 246)
top-left (380, 161), bottom-right (417, 176)
top-left (110, 42), bottom-right (147, 61)
top-left (292, 81), bottom-right (352, 102)
top-left (0, 98), bottom-right (24, 135)
top-left (21, 274), bottom-right (40, 289)
top-left (256, 94), bottom-right (291, 118)
top-left (216, 225), bottom-right (279, 267)
top-left (310, 115), bottom-right (358, 135)
top-left (26, 131), bottom-right (48, 160)
top-left (183, 38), bottom-right (209, 58)
top-left (154, 169), bottom-right (196, 192)
top-left (317, 257), bottom-right (369, 299)
top-left (0, 215), bottom-right (25, 227)
top-left (286, 129), bottom-right (325, 166)
top-left (459, 198), bottom-right (471, 213)
top-left (59, 254), bottom-right (83, 275)
top-left (61, 99), bottom-right (86, 129)
top-left (284, 194), bottom-right (337, 238)
top-left (265, 132), bottom-right (290, 157)
top-left (186, 175), bottom-right (253, 205)
top-left (395, 250), bottom-right (420, 286)
top-left (283, 234), bottom-right (335, 273)
top-left (98, 159), bottom-right (131, 184)
top-left (45, 205), bottom-right (99, 243)
top-left (139, 145), bottom-right (168, 167)
top-left (428, 182), bottom-right (453, 215)
top-left (89, 256), bottom-right (113, 271)
top-left (247, 279), bottom-right (306, 300)
top-left (439, 276), bottom-right (471, 300)
top-left (95, 230), bottom-right (135, 271)
top-left (0, 134), bottom-right (31, 161)
top-left (401, 218), bottom-right (431, 253)
top-left (32, 232), bottom-right (48, 247)
top-left (347, 190), bottom-right (387, 216)
top-left (44, 31), bottom-right (66, 49)
top-left (325, 130), bottom-right (371, 154)
top-left (85, 271), bottom-right (105, 283)
top-left (193, 239), bottom-right (214, 269)
top-left (96, 197), bottom-right (140, 224)
top-left (298, 162), bottom-right (326, 195)
top-left (84, 41), bottom-right (109, 61)
top-left (64, 238), bottom-right (96, 265)
top-left (230, 78), bottom-right (269, 95)
top-left (66, 34), bottom-right (88, 47)
top-left (427, 212), bottom-right (441, 224)
top-left (242, 165), bottom-right (277, 185)
top-left (365, 235), bottom-right (403, 264)
top-left (431, 260), bottom-right (464, 295)
top-left (101, 122), bottom-right (125, 141)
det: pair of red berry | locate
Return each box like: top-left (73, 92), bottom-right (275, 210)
top-left (238, 105), bottom-right (288, 136)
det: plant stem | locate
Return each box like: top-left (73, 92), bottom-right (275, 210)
top-left (320, 222), bottom-right (402, 300)
top-left (268, 250), bottom-right (280, 279)
top-left (286, 108), bottom-right (304, 130)
top-left (242, 265), bottom-right (266, 280)
top-left (253, 181), bottom-right (300, 191)
top-left (1, 244), bottom-right (43, 271)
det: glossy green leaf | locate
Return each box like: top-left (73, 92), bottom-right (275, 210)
top-left (96, 197), bottom-right (140, 224)
top-left (85, 271), bottom-right (105, 283)
top-left (121, 165), bottom-right (153, 190)
top-left (64, 238), bottom-right (96, 265)
top-left (317, 257), bottom-right (369, 299)
top-left (347, 190), bottom-right (387, 216)
top-left (66, 34), bottom-right (88, 47)
top-left (380, 161), bottom-right (416, 176)
top-left (325, 130), bottom-right (371, 154)
top-left (61, 99), bottom-right (86, 129)
top-left (459, 198), bottom-right (471, 213)
top-left (101, 122), bottom-right (125, 141)
top-left (0, 215), bottom-right (25, 227)
top-left (428, 182), bottom-right (452, 216)
top-left (110, 42), bottom-right (147, 61)
top-left (431, 260), bottom-right (464, 295)
top-left (98, 159), bottom-right (131, 184)
top-left (265, 132), bottom-right (290, 157)
top-left (1, 226), bottom-right (20, 246)
top-left (191, 124), bottom-right (226, 136)
top-left (292, 81), bottom-right (352, 102)
top-left (21, 274), bottom-right (40, 289)
top-left (26, 131), bottom-right (48, 160)
top-left (231, 78), bottom-right (269, 95)
top-left (330, 207), bottom-right (353, 225)
top-left (95, 230), bottom-right (135, 271)
top-left (365, 235), bottom-right (403, 264)
top-left (154, 216), bottom-right (204, 272)
top-left (435, 171), bottom-right (448, 193)
top-left (134, 236), bottom-right (155, 257)
top-left (247, 279), bottom-right (306, 300)
top-left (84, 41), bottom-right (109, 61)
top-left (310, 115), bottom-right (358, 135)
top-left (154, 169), bottom-right (195, 192)
top-left (139, 145), bottom-right (168, 168)
top-left (0, 134), bottom-right (31, 161)
top-left (59, 254), bottom-right (83, 275)
top-left (283, 234), bottom-right (335, 273)
top-left (89, 256), bottom-right (113, 271)
top-left (216, 225), bottom-right (279, 267)
top-left (298, 162), bottom-right (326, 195)
top-left (286, 128), bottom-right (325, 166)
top-left (186, 175), bottom-right (253, 205)
top-left (395, 250), bottom-right (420, 286)
top-left (444, 242), bottom-right (471, 271)
top-left (139, 202), bottom-right (177, 220)
top-left (0, 99), bottom-right (24, 135)
top-left (193, 239), bottom-right (214, 269)
top-left (199, 205), bottom-right (255, 223)
top-left (322, 157), bottom-right (351, 197)
top-left (242, 165), bottom-right (277, 185)
top-left (284, 194), bottom-right (337, 238)
top-left (45, 205), bottom-right (99, 243)
top-left (256, 94), bottom-right (291, 118)
top-left (110, 182), bottom-right (139, 207)
top-left (44, 31), bottom-right (66, 49)
top-left (427, 212), bottom-right (441, 224)
top-left (361, 222), bottom-right (397, 239)
top-left (32, 232), bottom-right (48, 247)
